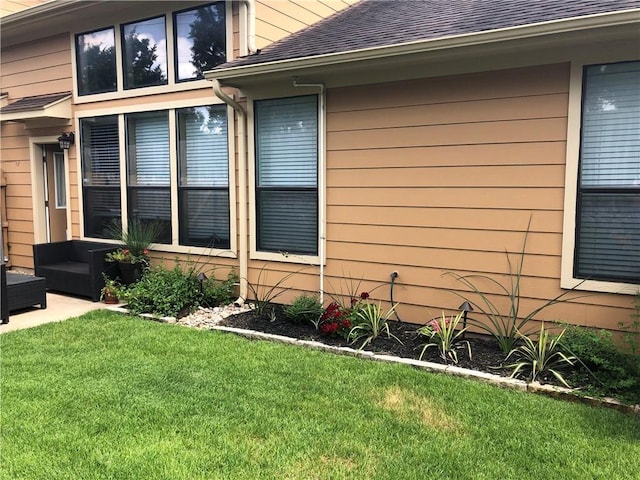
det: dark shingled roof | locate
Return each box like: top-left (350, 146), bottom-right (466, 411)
top-left (0, 92), bottom-right (71, 113)
top-left (217, 0), bottom-right (640, 69)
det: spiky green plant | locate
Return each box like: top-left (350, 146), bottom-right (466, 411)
top-left (284, 294), bottom-right (323, 326)
top-left (246, 264), bottom-right (303, 317)
top-left (446, 218), bottom-right (585, 354)
top-left (348, 302), bottom-right (401, 350)
top-left (506, 324), bottom-right (576, 387)
top-left (418, 311), bottom-right (471, 364)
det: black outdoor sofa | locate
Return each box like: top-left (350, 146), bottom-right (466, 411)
top-left (1, 265), bottom-right (47, 323)
top-left (33, 240), bottom-right (118, 302)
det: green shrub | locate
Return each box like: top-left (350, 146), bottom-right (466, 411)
top-left (284, 294), bottom-right (323, 325)
top-left (202, 270), bottom-right (239, 307)
top-left (125, 262), bottom-right (201, 318)
top-left (561, 325), bottom-right (640, 402)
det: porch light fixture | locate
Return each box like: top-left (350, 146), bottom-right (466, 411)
top-left (57, 132), bottom-right (75, 150)
top-left (459, 301), bottom-right (474, 337)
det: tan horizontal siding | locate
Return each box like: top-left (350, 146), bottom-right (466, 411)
top-left (328, 206), bottom-right (564, 233)
top-left (254, 0), bottom-right (355, 49)
top-left (327, 165), bottom-right (567, 188)
top-left (328, 186), bottom-right (564, 210)
top-left (328, 143), bottom-right (567, 169)
top-left (328, 118), bottom-right (567, 150)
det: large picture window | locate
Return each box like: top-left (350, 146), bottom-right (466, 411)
top-left (76, 27), bottom-right (117, 96)
top-left (122, 16), bottom-right (168, 90)
top-left (575, 61), bottom-right (640, 283)
top-left (255, 96), bottom-right (318, 255)
top-left (178, 106), bottom-right (230, 247)
top-left (80, 116), bottom-right (121, 238)
top-left (174, 3), bottom-right (226, 82)
top-left (126, 111), bottom-right (171, 243)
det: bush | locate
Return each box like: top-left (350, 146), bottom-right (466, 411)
top-left (202, 270), bottom-right (239, 307)
top-left (125, 262), bottom-right (201, 318)
top-left (561, 325), bottom-right (640, 402)
top-left (284, 294), bottom-right (323, 325)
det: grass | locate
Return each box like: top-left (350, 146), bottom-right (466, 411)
top-left (1, 311), bottom-right (639, 479)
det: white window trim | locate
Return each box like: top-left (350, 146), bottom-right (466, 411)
top-left (71, 2), bottom-right (233, 104)
top-left (248, 92), bottom-right (323, 266)
top-left (561, 56), bottom-right (639, 295)
top-left (75, 98), bottom-right (237, 259)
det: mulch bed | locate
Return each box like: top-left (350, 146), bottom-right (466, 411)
top-left (219, 308), bottom-right (548, 381)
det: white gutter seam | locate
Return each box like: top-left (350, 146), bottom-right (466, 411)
top-left (211, 79), bottom-right (248, 306)
top-left (292, 79), bottom-right (326, 304)
top-left (208, 9), bottom-right (640, 81)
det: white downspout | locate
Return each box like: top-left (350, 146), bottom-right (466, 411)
top-left (212, 79), bottom-right (248, 305)
top-left (238, 0), bottom-right (256, 55)
top-left (293, 79), bottom-right (326, 304)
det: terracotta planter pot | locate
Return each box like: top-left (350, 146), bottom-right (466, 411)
top-left (102, 292), bottom-right (118, 304)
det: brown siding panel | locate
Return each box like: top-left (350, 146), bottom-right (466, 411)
top-left (323, 63), bottom-right (631, 330)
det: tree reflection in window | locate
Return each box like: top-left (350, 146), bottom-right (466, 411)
top-left (175, 3), bottom-right (226, 81)
top-left (76, 28), bottom-right (117, 96)
top-left (122, 17), bottom-right (167, 89)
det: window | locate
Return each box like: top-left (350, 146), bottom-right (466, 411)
top-left (575, 61), bottom-right (640, 284)
top-left (53, 152), bottom-right (66, 209)
top-left (122, 16), bottom-right (167, 90)
top-left (178, 106), bottom-right (230, 247)
top-left (255, 96), bottom-right (318, 255)
top-left (80, 116), bottom-right (121, 238)
top-left (126, 111), bottom-right (171, 243)
top-left (75, 27), bottom-right (117, 96)
top-left (174, 3), bottom-right (226, 82)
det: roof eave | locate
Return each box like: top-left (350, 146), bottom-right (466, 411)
top-left (205, 8), bottom-right (640, 84)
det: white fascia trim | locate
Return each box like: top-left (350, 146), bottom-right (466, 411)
top-left (206, 9), bottom-right (640, 82)
top-left (0, 95), bottom-right (72, 122)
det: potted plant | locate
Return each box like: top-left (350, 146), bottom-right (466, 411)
top-left (101, 276), bottom-right (120, 304)
top-left (106, 219), bottom-right (162, 285)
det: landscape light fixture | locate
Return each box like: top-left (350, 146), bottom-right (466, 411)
top-left (57, 132), bottom-right (75, 150)
top-left (459, 301), bottom-right (474, 337)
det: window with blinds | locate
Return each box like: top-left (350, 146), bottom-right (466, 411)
top-left (80, 116), bottom-right (121, 238)
top-left (255, 96), bottom-right (318, 255)
top-left (575, 61), bottom-right (640, 283)
top-left (177, 106), bottom-right (230, 248)
top-left (126, 111), bottom-right (171, 243)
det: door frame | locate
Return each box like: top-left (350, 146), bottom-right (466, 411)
top-left (29, 136), bottom-right (71, 244)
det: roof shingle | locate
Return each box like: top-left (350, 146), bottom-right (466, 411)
top-left (217, 0), bottom-right (640, 69)
top-left (0, 92), bottom-right (71, 113)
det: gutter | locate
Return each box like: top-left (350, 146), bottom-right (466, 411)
top-left (211, 79), bottom-right (248, 306)
top-left (207, 8), bottom-right (640, 81)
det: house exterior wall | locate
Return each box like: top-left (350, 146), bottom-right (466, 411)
top-left (0, 33), bottom-right (73, 268)
top-left (254, 0), bottom-right (356, 50)
top-left (321, 63), bottom-right (633, 329)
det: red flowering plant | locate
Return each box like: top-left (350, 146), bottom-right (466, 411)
top-left (318, 291), bottom-right (370, 339)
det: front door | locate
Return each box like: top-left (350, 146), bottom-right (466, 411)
top-left (42, 144), bottom-right (67, 242)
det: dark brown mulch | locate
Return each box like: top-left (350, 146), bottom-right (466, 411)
top-left (219, 309), bottom-right (519, 378)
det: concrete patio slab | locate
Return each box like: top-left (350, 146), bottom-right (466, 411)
top-left (0, 292), bottom-right (107, 333)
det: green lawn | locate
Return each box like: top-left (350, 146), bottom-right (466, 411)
top-left (1, 311), bottom-right (639, 480)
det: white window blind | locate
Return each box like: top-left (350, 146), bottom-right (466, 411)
top-left (576, 61), bottom-right (640, 283)
top-left (128, 113), bottom-right (170, 186)
top-left (581, 62), bottom-right (640, 187)
top-left (179, 106), bottom-right (228, 187)
top-left (257, 96), bottom-right (318, 187)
